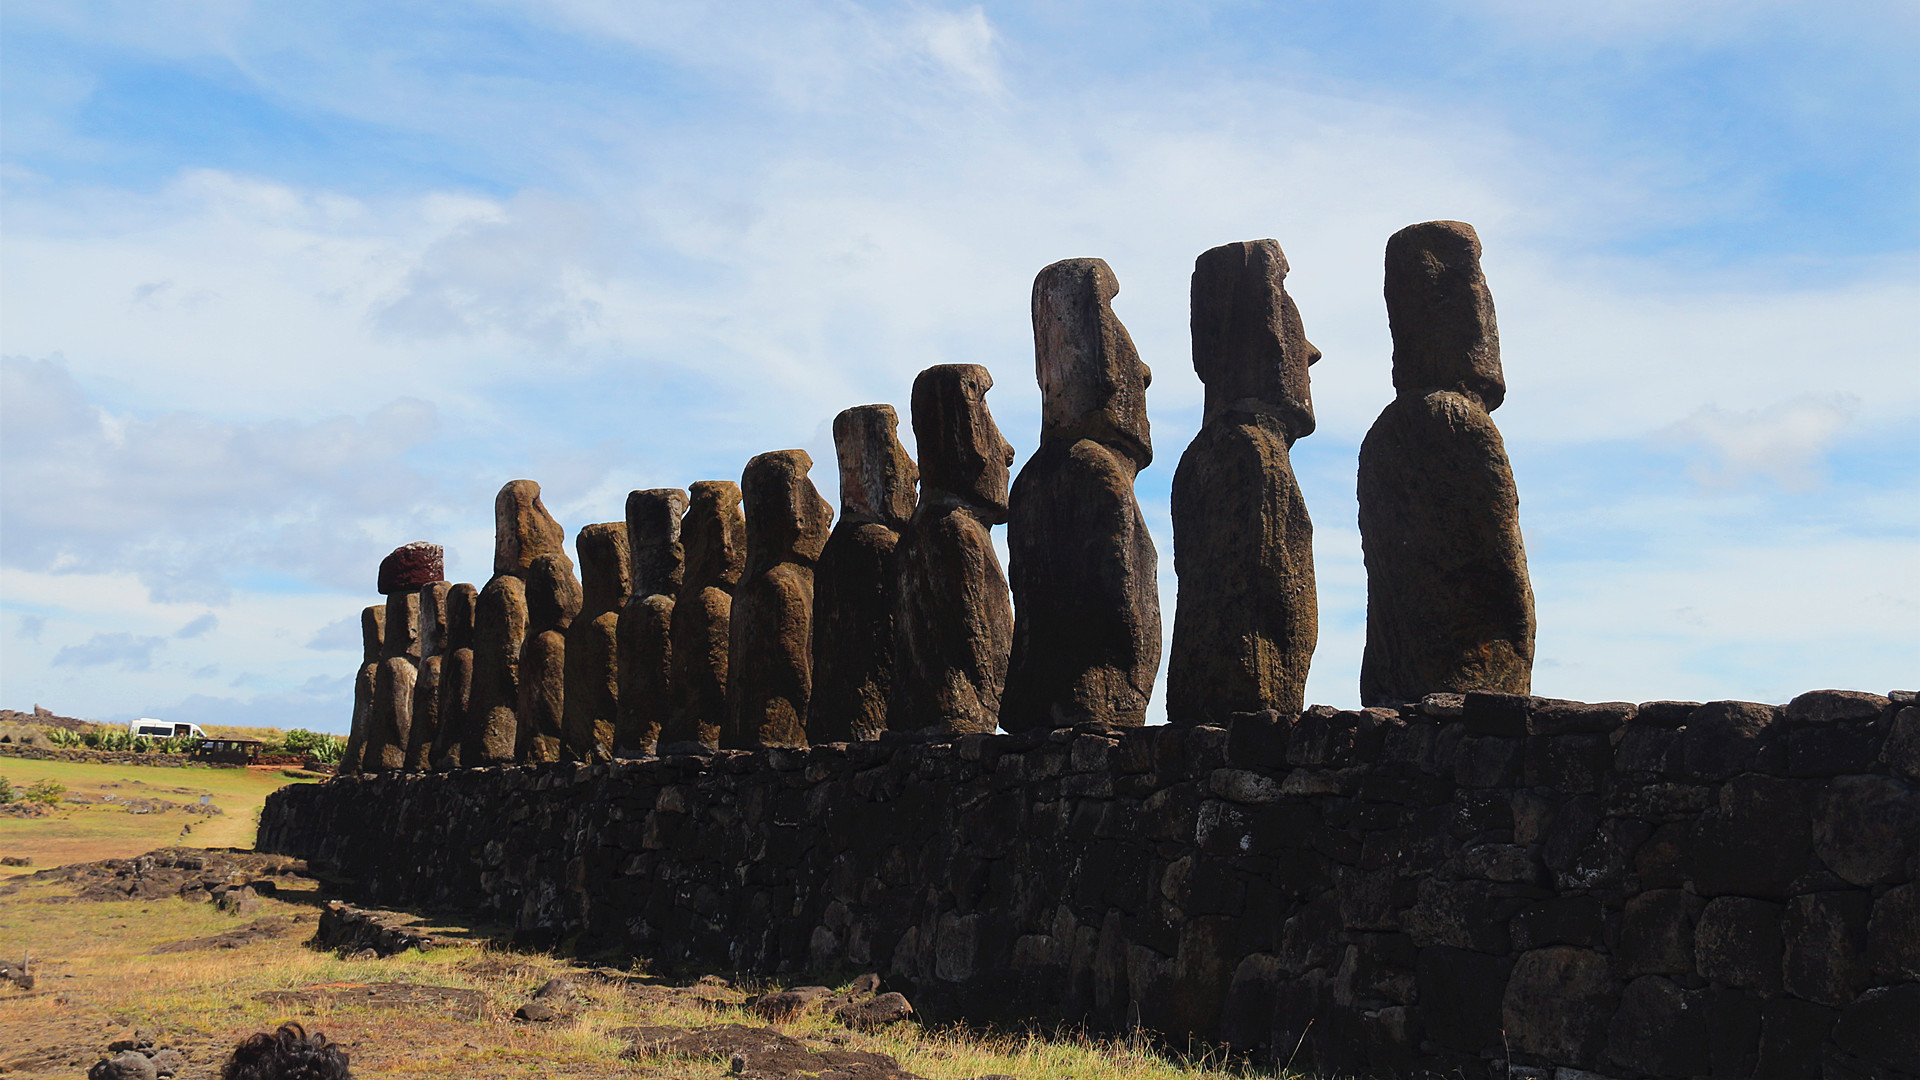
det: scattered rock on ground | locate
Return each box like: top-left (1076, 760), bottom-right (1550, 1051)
top-left (88, 1050), bottom-right (157, 1080)
top-left (834, 992), bottom-right (914, 1031)
top-left (151, 917), bottom-right (298, 954)
top-left (618, 1023), bottom-right (922, 1080)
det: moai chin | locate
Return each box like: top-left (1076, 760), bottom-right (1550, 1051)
top-left (891, 364), bottom-right (1015, 735)
top-left (1168, 239), bottom-right (1321, 721)
top-left (429, 582), bottom-right (477, 769)
top-left (726, 449), bottom-right (833, 748)
top-left (661, 480), bottom-right (745, 750)
top-left (616, 488), bottom-right (687, 756)
top-left (405, 580), bottom-right (452, 770)
top-left (518, 550), bottom-right (583, 763)
top-left (1003, 258), bottom-right (1161, 730)
top-left (809, 405), bottom-right (918, 742)
top-left (1358, 220), bottom-right (1535, 705)
top-left (563, 522), bottom-right (630, 761)
top-left (341, 604), bottom-right (385, 774)
top-left (364, 542), bottom-right (442, 771)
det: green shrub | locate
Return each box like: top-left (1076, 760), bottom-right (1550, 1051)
top-left (23, 779), bottom-right (65, 805)
top-left (0, 776), bottom-right (14, 803)
top-left (283, 729), bottom-right (346, 763)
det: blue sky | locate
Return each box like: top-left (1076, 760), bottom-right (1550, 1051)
top-left (3, 0), bottom-right (1915, 731)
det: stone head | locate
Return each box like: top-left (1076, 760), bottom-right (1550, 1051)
top-left (361, 605), bottom-right (386, 666)
top-left (446, 584), bottom-right (477, 651)
top-left (525, 551), bottom-right (583, 633)
top-left (575, 522), bottom-right (632, 617)
top-left (417, 581), bottom-right (452, 657)
top-left (378, 542), bottom-right (444, 595)
top-left (911, 364), bottom-right (1014, 522)
top-left (1031, 258), bottom-right (1152, 467)
top-left (682, 480), bottom-right (746, 591)
top-left (625, 488), bottom-right (688, 598)
top-left (1191, 239), bottom-right (1320, 440)
top-left (833, 404), bottom-right (918, 530)
top-left (741, 449), bottom-right (834, 569)
top-left (493, 479), bottom-right (570, 577)
top-left (1384, 220), bottom-right (1504, 410)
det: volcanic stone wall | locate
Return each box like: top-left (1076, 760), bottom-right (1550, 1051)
top-left (259, 688), bottom-right (1920, 1079)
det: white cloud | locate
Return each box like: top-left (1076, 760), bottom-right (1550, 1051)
top-left (52, 632), bottom-right (167, 671)
top-left (1659, 395), bottom-right (1856, 491)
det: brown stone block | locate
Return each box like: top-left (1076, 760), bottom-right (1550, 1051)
top-left (1695, 896), bottom-right (1784, 993)
top-left (1811, 772), bottom-right (1920, 886)
top-left (1867, 882), bottom-right (1920, 982)
top-left (1500, 946), bottom-right (1617, 1065)
top-left (1691, 774), bottom-right (1811, 898)
top-left (1781, 891), bottom-right (1870, 1007)
top-left (1604, 975), bottom-right (1710, 1078)
top-left (1618, 889), bottom-right (1701, 975)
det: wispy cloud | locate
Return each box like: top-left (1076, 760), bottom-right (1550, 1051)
top-left (52, 632), bottom-right (167, 671)
top-left (1660, 395), bottom-right (1856, 492)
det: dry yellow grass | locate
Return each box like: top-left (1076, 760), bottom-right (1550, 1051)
top-left (0, 867), bottom-right (1294, 1080)
top-left (0, 758), bottom-right (319, 876)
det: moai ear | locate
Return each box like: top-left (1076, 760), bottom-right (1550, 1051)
top-left (1384, 220), bottom-right (1504, 410)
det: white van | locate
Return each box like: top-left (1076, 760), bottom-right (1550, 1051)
top-left (130, 719), bottom-right (206, 740)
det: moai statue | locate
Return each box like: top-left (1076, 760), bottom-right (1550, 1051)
top-left (1357, 221), bottom-right (1535, 705)
top-left (615, 489), bottom-right (687, 756)
top-left (660, 480), bottom-right (745, 750)
top-left (464, 480), bottom-right (566, 765)
top-left (809, 406), bottom-right (918, 742)
top-left (362, 542), bottom-right (442, 771)
top-left (404, 580), bottom-right (452, 770)
top-left (341, 604), bottom-right (384, 774)
top-left (891, 364), bottom-right (1015, 735)
top-left (563, 522), bottom-right (631, 761)
top-left (1168, 239), bottom-right (1321, 721)
top-left (726, 450), bottom-right (834, 748)
top-left (1003, 259), bottom-right (1161, 730)
top-left (518, 551), bottom-right (583, 763)
top-left (429, 583), bottom-right (477, 769)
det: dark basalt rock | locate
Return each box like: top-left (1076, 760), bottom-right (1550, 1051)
top-left (1358, 220), bottom-right (1534, 706)
top-left (1004, 257), bottom-right (1160, 730)
top-left (891, 364), bottom-right (1015, 735)
top-left (616, 488), bottom-right (687, 756)
top-left (663, 480), bottom-right (745, 750)
top-left (1169, 239), bottom-right (1319, 722)
top-left (811, 405), bottom-right (917, 742)
top-left (340, 604), bottom-right (383, 774)
top-left (727, 449), bottom-right (833, 749)
top-left (563, 521), bottom-right (630, 761)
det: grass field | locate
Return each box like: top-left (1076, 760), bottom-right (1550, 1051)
top-left (0, 869), bottom-right (1278, 1080)
top-left (0, 758), bottom-right (320, 874)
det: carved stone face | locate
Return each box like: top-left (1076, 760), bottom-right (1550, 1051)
top-left (911, 364), bottom-right (1014, 521)
top-left (741, 449), bottom-right (834, 567)
top-left (361, 604), bottom-right (386, 666)
top-left (833, 404), bottom-right (918, 530)
top-left (1384, 220), bottom-right (1504, 410)
top-left (625, 488), bottom-right (688, 598)
top-left (1031, 257), bottom-right (1152, 468)
top-left (575, 521), bottom-right (632, 615)
top-left (493, 479), bottom-right (570, 577)
top-left (1190, 239), bottom-right (1320, 440)
top-left (682, 480), bottom-right (745, 591)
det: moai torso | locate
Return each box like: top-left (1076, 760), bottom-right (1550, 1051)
top-left (809, 405), bottom-right (918, 742)
top-left (891, 364), bottom-right (1015, 735)
top-left (1169, 239), bottom-right (1320, 721)
top-left (430, 583), bottom-right (477, 769)
top-left (1003, 258), bottom-right (1161, 730)
top-left (662, 480), bottom-right (745, 750)
top-left (727, 450), bottom-right (834, 748)
top-left (342, 604), bottom-right (385, 774)
top-left (1357, 221), bottom-right (1535, 705)
top-left (616, 488), bottom-right (686, 756)
top-left (563, 522), bottom-right (630, 761)
top-left (466, 480), bottom-right (566, 765)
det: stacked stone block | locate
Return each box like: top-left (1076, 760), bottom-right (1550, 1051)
top-left (262, 688), bottom-right (1920, 1078)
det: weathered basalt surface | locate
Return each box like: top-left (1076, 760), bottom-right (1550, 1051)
top-left (260, 688), bottom-right (1920, 1079)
